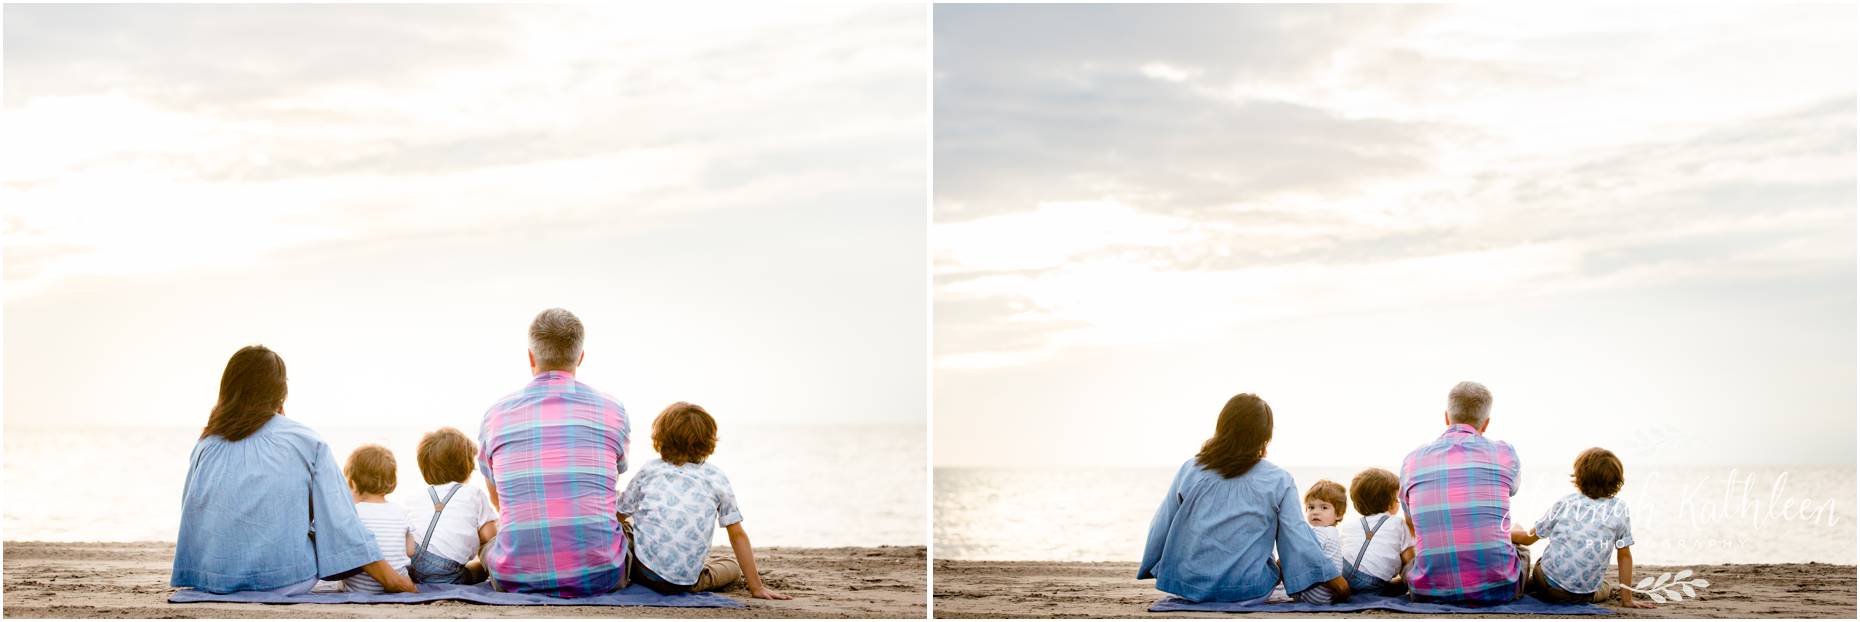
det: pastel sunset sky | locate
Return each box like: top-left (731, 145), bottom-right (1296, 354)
top-left (934, 4), bottom-right (1855, 467)
top-left (5, 4), bottom-right (927, 430)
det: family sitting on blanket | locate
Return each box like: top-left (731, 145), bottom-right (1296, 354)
top-left (170, 308), bottom-right (790, 601)
top-left (1138, 382), bottom-right (1652, 609)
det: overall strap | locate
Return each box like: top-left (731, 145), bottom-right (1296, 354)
top-left (413, 483), bottom-right (464, 562)
top-left (1348, 514), bottom-right (1394, 572)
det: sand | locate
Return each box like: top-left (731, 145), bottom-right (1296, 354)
top-left (2, 541), bottom-right (925, 618)
top-left (932, 559), bottom-right (1856, 618)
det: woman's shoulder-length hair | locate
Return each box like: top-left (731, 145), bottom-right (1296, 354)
top-left (1195, 393), bottom-right (1274, 479)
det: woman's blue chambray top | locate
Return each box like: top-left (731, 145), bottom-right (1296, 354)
top-left (170, 415), bottom-right (382, 593)
top-left (1139, 458), bottom-right (1338, 602)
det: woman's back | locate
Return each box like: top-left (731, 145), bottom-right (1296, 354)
top-left (1139, 458), bottom-right (1333, 603)
top-left (171, 416), bottom-right (381, 593)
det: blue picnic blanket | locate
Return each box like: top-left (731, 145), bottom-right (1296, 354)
top-left (168, 582), bottom-right (743, 608)
top-left (1150, 593), bottom-right (1613, 615)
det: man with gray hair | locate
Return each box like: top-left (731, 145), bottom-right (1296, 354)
top-left (1399, 381), bottom-right (1528, 605)
top-left (476, 308), bottom-right (632, 596)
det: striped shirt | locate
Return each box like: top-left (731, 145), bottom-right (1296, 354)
top-left (342, 502), bottom-right (413, 593)
top-left (478, 370), bottom-right (630, 597)
top-left (1400, 423), bottom-right (1522, 604)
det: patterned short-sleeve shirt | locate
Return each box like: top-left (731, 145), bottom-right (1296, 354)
top-left (1533, 493), bottom-right (1633, 594)
top-left (478, 371), bottom-right (630, 597)
top-left (617, 459), bottom-right (743, 585)
top-left (1400, 423), bottom-right (1523, 603)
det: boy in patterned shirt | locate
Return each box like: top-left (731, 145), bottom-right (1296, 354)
top-left (617, 402), bottom-right (791, 599)
top-left (1511, 448), bottom-right (1653, 608)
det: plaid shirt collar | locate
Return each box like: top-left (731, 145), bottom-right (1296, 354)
top-left (531, 370), bottom-right (575, 384)
top-left (1439, 422), bottom-right (1481, 439)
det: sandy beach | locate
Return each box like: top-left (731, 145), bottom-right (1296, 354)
top-left (3, 541), bottom-right (925, 618)
top-left (933, 559), bottom-right (1856, 618)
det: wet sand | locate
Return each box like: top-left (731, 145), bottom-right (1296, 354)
top-left (933, 559), bottom-right (1855, 618)
top-left (3, 541), bottom-right (925, 618)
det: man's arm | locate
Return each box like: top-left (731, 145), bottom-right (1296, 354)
top-left (614, 402), bottom-right (631, 475)
top-left (1399, 481), bottom-right (1418, 538)
top-left (1399, 499), bottom-right (1418, 586)
top-left (478, 424), bottom-right (499, 510)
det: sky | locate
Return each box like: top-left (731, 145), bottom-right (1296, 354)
top-left (4, 4), bottom-right (927, 430)
top-left (933, 4), bottom-right (1856, 468)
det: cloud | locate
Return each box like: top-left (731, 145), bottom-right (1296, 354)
top-left (934, 6), bottom-right (1454, 222)
top-left (934, 4), bottom-right (1439, 88)
top-left (937, 83), bottom-right (1444, 221)
top-left (933, 6), bottom-right (1854, 371)
top-left (3, 5), bottom-right (520, 110)
top-left (3, 4), bottom-right (925, 301)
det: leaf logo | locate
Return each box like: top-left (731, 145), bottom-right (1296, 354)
top-left (1627, 569), bottom-right (1708, 604)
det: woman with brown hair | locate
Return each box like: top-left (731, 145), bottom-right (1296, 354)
top-left (1138, 393), bottom-right (1350, 604)
top-left (169, 345), bottom-right (416, 595)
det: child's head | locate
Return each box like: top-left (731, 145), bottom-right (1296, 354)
top-left (1303, 479), bottom-right (1347, 527)
top-left (652, 401), bottom-right (718, 466)
top-left (417, 427), bottom-right (476, 485)
top-left (1349, 468), bottom-right (1401, 516)
top-left (1572, 447), bottom-right (1625, 499)
top-left (345, 443), bottom-right (397, 496)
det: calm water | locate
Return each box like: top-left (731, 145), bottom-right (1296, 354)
top-left (6, 424), bottom-right (925, 547)
top-left (936, 464), bottom-right (1855, 565)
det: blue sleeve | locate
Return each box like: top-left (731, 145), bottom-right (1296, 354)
top-left (617, 469), bottom-right (645, 516)
top-left (1275, 477), bottom-right (1339, 594)
top-left (1137, 464), bottom-right (1188, 580)
top-left (308, 440), bottom-right (382, 579)
top-left (713, 468), bottom-right (743, 527)
top-left (1534, 497), bottom-right (1563, 537)
top-left (1614, 502), bottom-right (1635, 549)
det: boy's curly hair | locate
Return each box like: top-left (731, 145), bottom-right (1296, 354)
top-left (1573, 447), bottom-right (1625, 499)
top-left (653, 402), bottom-right (718, 466)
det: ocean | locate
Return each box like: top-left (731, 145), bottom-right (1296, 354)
top-left (5, 424), bottom-right (925, 547)
top-left (935, 464), bottom-right (1855, 566)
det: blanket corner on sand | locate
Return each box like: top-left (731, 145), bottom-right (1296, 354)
top-left (1149, 593), bottom-right (1614, 615)
top-left (167, 582), bottom-right (744, 608)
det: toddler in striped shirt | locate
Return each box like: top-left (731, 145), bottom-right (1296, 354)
top-left (341, 444), bottom-right (416, 593)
